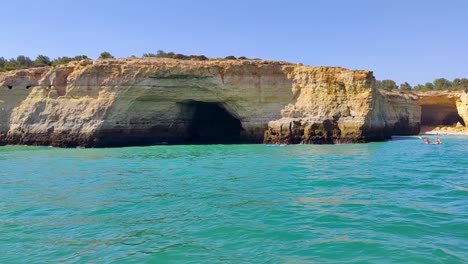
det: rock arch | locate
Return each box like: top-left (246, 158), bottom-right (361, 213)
top-left (419, 96), bottom-right (465, 127)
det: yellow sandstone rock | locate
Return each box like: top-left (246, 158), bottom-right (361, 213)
top-left (0, 58), bottom-right (427, 147)
top-left (416, 91), bottom-right (468, 134)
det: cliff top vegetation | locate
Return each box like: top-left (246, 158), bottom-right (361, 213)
top-left (376, 78), bottom-right (468, 92)
top-left (0, 51), bottom-right (255, 73)
top-left (1, 51), bottom-right (466, 92)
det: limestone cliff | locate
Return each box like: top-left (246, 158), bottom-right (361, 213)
top-left (0, 58), bottom-right (421, 147)
top-left (415, 91), bottom-right (468, 133)
top-left (263, 68), bottom-right (422, 144)
top-left (373, 90), bottom-right (421, 136)
top-left (263, 66), bottom-right (373, 144)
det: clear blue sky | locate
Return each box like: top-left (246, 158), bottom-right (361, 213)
top-left (2, 0), bottom-right (467, 85)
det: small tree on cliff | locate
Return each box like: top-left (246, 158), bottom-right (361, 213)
top-left (16, 55), bottom-right (33, 67)
top-left (382, 80), bottom-right (398, 90)
top-left (0, 57), bottom-right (6, 68)
top-left (413, 84), bottom-right (425, 91)
top-left (433, 78), bottom-right (452, 90)
top-left (424, 82), bottom-right (435, 90)
top-left (452, 78), bottom-right (468, 90)
top-left (99, 51), bottom-right (114, 59)
top-left (374, 80), bottom-right (383, 89)
top-left (33, 55), bottom-right (52, 67)
top-left (399, 82), bottom-right (412, 91)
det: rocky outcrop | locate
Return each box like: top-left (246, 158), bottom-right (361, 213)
top-left (263, 70), bottom-right (422, 143)
top-left (0, 58), bottom-right (425, 147)
top-left (263, 67), bottom-right (373, 144)
top-left (457, 92), bottom-right (468, 125)
top-left (373, 90), bottom-right (421, 136)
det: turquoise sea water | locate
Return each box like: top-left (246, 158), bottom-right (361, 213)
top-left (1, 136), bottom-right (467, 263)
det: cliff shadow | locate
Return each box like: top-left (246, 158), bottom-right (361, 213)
top-left (420, 103), bottom-right (465, 127)
top-left (177, 100), bottom-right (244, 144)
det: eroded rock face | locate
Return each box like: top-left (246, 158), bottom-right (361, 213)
top-left (457, 93), bottom-right (468, 125)
top-left (263, 67), bottom-right (375, 143)
top-left (373, 90), bottom-right (421, 136)
top-left (262, 68), bottom-right (422, 143)
top-left (0, 58), bottom-right (421, 147)
top-left (416, 91), bottom-right (468, 129)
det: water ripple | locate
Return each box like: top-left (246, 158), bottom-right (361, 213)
top-left (0, 138), bottom-right (467, 263)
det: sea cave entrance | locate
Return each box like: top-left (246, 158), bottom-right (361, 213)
top-left (178, 100), bottom-right (243, 143)
top-left (420, 103), bottom-right (465, 127)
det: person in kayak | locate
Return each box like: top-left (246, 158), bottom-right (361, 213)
top-left (435, 137), bottom-right (441, 144)
top-left (424, 137), bottom-right (431, 144)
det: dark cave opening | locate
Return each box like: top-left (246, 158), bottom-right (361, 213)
top-left (420, 104), bottom-right (465, 127)
top-left (178, 100), bottom-right (243, 143)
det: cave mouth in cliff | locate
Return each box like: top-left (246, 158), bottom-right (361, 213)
top-left (179, 101), bottom-right (243, 143)
top-left (420, 104), bottom-right (465, 127)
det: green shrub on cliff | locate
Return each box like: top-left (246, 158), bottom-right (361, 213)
top-left (52, 55), bottom-right (89, 66)
top-left (433, 78), bottom-right (452, 90)
top-left (0, 54), bottom-right (90, 71)
top-left (377, 78), bottom-right (463, 92)
top-left (424, 82), bottom-right (434, 90)
top-left (0, 51), bottom-right (257, 72)
top-left (376, 79), bottom-right (399, 90)
top-left (410, 78), bottom-right (468, 92)
top-left (33, 55), bottom-right (52, 67)
top-left (143, 50), bottom-right (208, 61)
top-left (0, 57), bottom-right (6, 69)
top-left (16, 55), bottom-right (33, 67)
top-left (376, 78), bottom-right (468, 92)
top-left (2, 59), bottom-right (19, 71)
top-left (0, 56), bottom-right (34, 71)
top-left (382, 80), bottom-right (398, 90)
top-left (142, 53), bottom-right (157, 57)
top-left (399, 82), bottom-right (412, 91)
top-left (452, 78), bottom-right (468, 90)
top-left (142, 50), bottom-right (252, 61)
top-left (413, 84), bottom-right (425, 91)
top-left (99, 52), bottom-right (114, 59)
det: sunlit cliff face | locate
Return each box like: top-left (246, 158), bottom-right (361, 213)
top-left (0, 58), bottom-right (426, 147)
